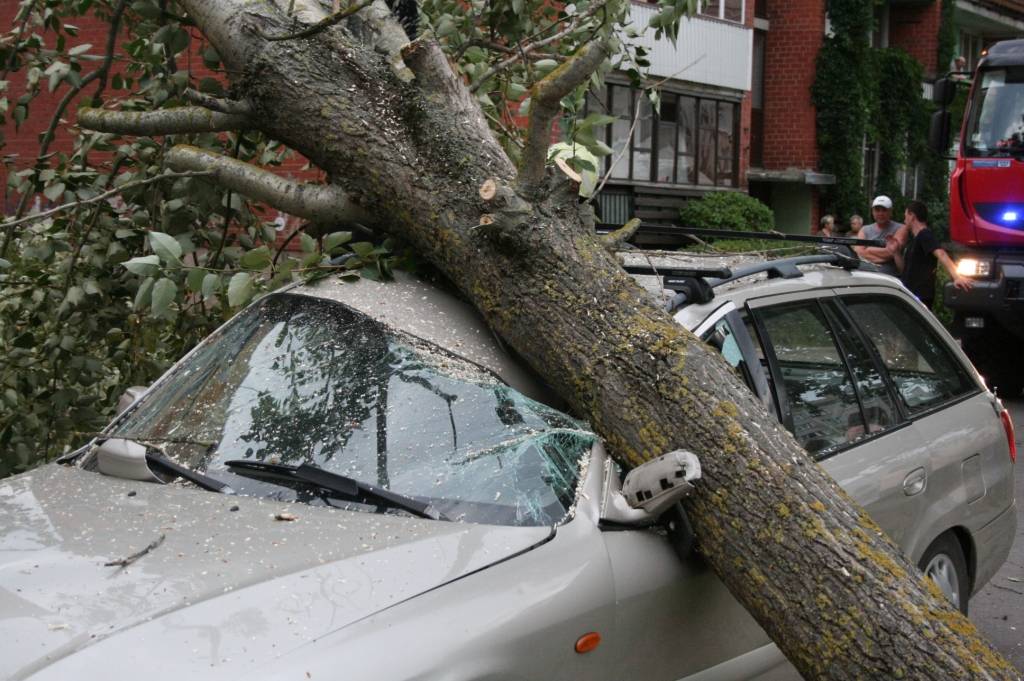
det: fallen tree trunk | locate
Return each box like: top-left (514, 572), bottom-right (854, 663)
top-left (80, 1), bottom-right (1018, 677)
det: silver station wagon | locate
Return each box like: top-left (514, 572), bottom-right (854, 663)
top-left (0, 253), bottom-right (1016, 681)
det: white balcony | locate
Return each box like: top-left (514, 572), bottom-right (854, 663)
top-left (627, 4), bottom-right (752, 93)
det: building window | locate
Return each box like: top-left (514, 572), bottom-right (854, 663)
top-left (586, 84), bottom-right (739, 188)
top-left (700, 0), bottom-right (743, 23)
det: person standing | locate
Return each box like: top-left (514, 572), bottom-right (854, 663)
top-left (814, 214), bottom-right (835, 237)
top-left (848, 214), bottom-right (863, 236)
top-left (854, 196), bottom-right (906, 275)
top-left (891, 200), bottom-right (973, 307)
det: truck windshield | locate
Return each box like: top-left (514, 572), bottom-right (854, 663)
top-left (106, 293), bottom-right (595, 527)
top-left (965, 67), bottom-right (1024, 158)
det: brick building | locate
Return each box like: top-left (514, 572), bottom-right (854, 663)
top-left (2, 1), bottom-right (1023, 233)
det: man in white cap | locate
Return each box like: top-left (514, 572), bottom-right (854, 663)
top-left (853, 195), bottom-right (906, 275)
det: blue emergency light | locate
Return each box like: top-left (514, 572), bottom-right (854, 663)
top-left (1002, 211), bottom-right (1019, 223)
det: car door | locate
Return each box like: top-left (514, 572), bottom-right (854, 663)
top-left (745, 291), bottom-right (932, 548)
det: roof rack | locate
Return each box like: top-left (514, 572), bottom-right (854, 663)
top-left (598, 223), bottom-right (886, 251)
top-left (624, 252), bottom-right (879, 313)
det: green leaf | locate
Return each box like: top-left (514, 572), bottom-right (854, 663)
top-left (0, 258), bottom-right (10, 269)
top-left (201, 272), bottom-right (221, 299)
top-left (239, 245), bottom-right (272, 271)
top-left (43, 182), bottom-right (65, 201)
top-left (150, 278), bottom-right (176, 319)
top-left (64, 286), bottom-right (85, 306)
top-left (299, 232), bottom-right (317, 253)
top-left (123, 254), bottom-right (160, 277)
top-left (350, 241), bottom-right (375, 258)
top-left (148, 231), bottom-right (182, 265)
top-left (227, 272), bottom-right (253, 307)
top-left (186, 267), bottom-right (205, 292)
top-left (134, 276), bottom-right (154, 310)
top-left (323, 231), bottom-right (352, 254)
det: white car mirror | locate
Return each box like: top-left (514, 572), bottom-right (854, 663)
top-left (95, 438), bottom-right (163, 483)
top-left (601, 449), bottom-right (701, 525)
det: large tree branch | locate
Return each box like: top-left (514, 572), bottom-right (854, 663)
top-left (165, 145), bottom-right (370, 225)
top-left (78, 106), bottom-right (250, 135)
top-left (516, 38), bottom-right (611, 196)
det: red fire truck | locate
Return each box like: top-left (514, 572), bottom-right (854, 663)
top-left (932, 39), bottom-right (1024, 396)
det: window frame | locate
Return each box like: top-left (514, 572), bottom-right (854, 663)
top-left (698, 0), bottom-right (744, 24)
top-left (585, 82), bottom-right (740, 188)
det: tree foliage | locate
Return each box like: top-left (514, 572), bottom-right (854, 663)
top-left (0, 0), bottom-right (692, 474)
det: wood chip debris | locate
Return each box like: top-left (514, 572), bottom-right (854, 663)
top-left (105, 534), bottom-right (166, 568)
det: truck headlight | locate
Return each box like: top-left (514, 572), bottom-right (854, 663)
top-left (956, 258), bottom-right (992, 278)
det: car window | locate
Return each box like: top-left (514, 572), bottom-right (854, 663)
top-left (821, 302), bottom-right (901, 442)
top-left (108, 293), bottom-right (596, 527)
top-left (755, 302), bottom-right (862, 457)
top-left (843, 297), bottom-right (975, 412)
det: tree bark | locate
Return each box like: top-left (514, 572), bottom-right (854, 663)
top-left (94, 2), bottom-right (1017, 678)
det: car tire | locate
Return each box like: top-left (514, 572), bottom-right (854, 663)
top-left (918, 533), bottom-right (970, 615)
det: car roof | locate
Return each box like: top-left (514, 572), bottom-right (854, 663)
top-left (619, 249), bottom-right (910, 331)
top-left (287, 271), bottom-right (555, 404)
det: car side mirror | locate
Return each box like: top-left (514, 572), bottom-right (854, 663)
top-left (933, 77), bottom-right (957, 106)
top-left (117, 385), bottom-right (148, 415)
top-left (601, 449), bottom-right (701, 525)
top-left (929, 110), bottom-right (951, 155)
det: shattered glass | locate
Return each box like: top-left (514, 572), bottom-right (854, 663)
top-left (108, 294), bottom-right (595, 526)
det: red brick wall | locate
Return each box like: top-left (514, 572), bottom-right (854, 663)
top-left (759, 0), bottom-right (824, 172)
top-left (889, 2), bottom-right (942, 78)
top-left (0, 7), bottom-right (320, 219)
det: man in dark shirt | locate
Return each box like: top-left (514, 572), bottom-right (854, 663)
top-left (891, 200), bottom-right (972, 307)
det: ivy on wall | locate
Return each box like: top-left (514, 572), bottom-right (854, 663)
top-left (813, 0), bottom-right (953, 233)
top-left (811, 0), bottom-right (874, 221)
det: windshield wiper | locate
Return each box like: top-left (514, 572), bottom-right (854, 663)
top-left (223, 460), bottom-right (448, 521)
top-left (147, 449), bottom-right (236, 494)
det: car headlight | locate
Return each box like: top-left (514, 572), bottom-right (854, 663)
top-left (956, 258), bottom-right (993, 278)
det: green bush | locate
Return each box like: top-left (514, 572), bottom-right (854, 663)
top-left (678, 192), bottom-right (775, 233)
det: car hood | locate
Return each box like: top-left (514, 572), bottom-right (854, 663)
top-left (0, 464), bottom-right (552, 680)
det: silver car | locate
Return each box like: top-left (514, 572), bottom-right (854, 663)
top-left (0, 256), bottom-right (1016, 681)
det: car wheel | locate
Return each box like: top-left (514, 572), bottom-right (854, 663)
top-left (918, 533), bottom-right (970, 615)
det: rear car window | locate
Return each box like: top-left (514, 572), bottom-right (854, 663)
top-left (756, 302), bottom-right (862, 456)
top-left (843, 297), bottom-right (975, 412)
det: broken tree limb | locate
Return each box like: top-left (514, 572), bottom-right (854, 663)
top-left (78, 106), bottom-right (250, 135)
top-left (600, 218), bottom-right (641, 252)
top-left (165, 145), bottom-right (371, 226)
top-left (516, 39), bottom-right (611, 196)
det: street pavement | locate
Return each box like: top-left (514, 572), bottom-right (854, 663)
top-left (971, 397), bottom-right (1024, 671)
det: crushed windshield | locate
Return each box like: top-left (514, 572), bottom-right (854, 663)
top-left (106, 293), bottom-right (595, 526)
top-left (966, 67), bottom-right (1024, 158)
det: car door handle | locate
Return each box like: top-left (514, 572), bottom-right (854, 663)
top-left (903, 468), bottom-right (927, 496)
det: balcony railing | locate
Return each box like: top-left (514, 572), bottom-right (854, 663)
top-left (628, 4), bottom-right (752, 92)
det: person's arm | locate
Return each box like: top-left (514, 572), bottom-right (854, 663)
top-left (936, 249), bottom-right (973, 290)
top-left (853, 228), bottom-right (894, 263)
top-left (890, 236), bottom-right (905, 273)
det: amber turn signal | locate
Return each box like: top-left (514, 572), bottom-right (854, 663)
top-left (574, 632), bottom-right (601, 654)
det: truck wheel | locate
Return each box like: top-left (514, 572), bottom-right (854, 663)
top-left (961, 334), bottom-right (1024, 397)
top-left (918, 533), bottom-right (970, 615)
